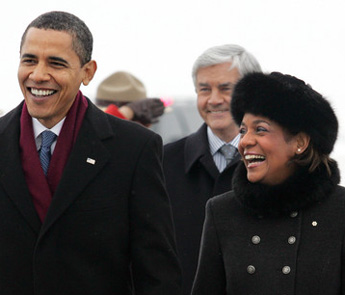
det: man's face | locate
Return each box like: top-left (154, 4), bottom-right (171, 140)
top-left (18, 28), bottom-right (95, 128)
top-left (196, 62), bottom-right (241, 142)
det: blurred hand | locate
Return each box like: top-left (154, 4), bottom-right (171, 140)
top-left (127, 98), bottom-right (165, 125)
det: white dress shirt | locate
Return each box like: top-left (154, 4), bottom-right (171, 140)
top-left (32, 118), bottom-right (65, 153)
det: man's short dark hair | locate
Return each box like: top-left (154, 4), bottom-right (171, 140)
top-left (20, 11), bottom-right (93, 66)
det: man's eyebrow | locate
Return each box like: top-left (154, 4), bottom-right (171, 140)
top-left (198, 83), bottom-right (210, 87)
top-left (21, 53), bottom-right (36, 59)
top-left (218, 82), bottom-right (235, 88)
top-left (49, 56), bottom-right (69, 65)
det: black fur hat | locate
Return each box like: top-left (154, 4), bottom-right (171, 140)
top-left (231, 72), bottom-right (338, 155)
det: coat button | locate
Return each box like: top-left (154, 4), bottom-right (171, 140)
top-left (282, 266), bottom-right (291, 274)
top-left (251, 235), bottom-right (261, 244)
top-left (290, 211), bottom-right (298, 218)
top-left (288, 236), bottom-right (296, 244)
top-left (247, 265), bottom-right (256, 274)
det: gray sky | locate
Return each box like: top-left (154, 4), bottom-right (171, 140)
top-left (2, 0), bottom-right (345, 180)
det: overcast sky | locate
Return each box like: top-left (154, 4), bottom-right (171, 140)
top-left (2, 0), bottom-right (345, 179)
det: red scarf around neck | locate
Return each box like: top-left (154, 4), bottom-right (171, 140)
top-left (20, 91), bottom-right (88, 222)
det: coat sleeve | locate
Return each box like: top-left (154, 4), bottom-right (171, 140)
top-left (191, 198), bottom-right (226, 295)
top-left (342, 223), bottom-right (345, 294)
top-left (129, 132), bottom-right (182, 295)
top-left (104, 104), bottom-right (127, 119)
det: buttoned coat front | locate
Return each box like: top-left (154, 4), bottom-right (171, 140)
top-left (163, 124), bottom-right (240, 295)
top-left (192, 169), bottom-right (345, 295)
top-left (0, 100), bottom-right (181, 295)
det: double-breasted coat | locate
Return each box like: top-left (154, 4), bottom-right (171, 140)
top-left (192, 161), bottom-right (345, 294)
top-left (163, 124), bottom-right (240, 295)
top-left (0, 99), bottom-right (181, 295)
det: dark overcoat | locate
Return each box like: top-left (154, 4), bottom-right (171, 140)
top-left (163, 124), bottom-right (240, 295)
top-left (0, 100), bottom-right (182, 295)
top-left (192, 162), bottom-right (345, 295)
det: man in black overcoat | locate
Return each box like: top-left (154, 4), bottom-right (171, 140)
top-left (0, 11), bottom-right (181, 295)
top-left (163, 44), bottom-right (261, 295)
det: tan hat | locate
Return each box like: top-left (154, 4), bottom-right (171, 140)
top-left (96, 71), bottom-right (147, 102)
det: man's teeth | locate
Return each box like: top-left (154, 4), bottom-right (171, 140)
top-left (31, 88), bottom-right (55, 97)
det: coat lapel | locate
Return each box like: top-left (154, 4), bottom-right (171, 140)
top-left (184, 124), bottom-right (219, 179)
top-left (40, 104), bottom-right (112, 236)
top-left (0, 105), bottom-right (41, 233)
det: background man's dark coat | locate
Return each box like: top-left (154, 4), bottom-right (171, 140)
top-left (163, 123), bottom-right (240, 294)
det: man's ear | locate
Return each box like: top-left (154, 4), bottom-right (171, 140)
top-left (82, 60), bottom-right (97, 86)
top-left (295, 132), bottom-right (310, 154)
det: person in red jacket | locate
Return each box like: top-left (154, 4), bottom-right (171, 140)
top-left (95, 71), bottom-right (165, 127)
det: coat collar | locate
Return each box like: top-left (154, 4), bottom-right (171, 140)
top-left (0, 102), bottom-right (42, 233)
top-left (184, 123), bottom-right (241, 177)
top-left (184, 124), bottom-right (219, 178)
top-left (233, 160), bottom-right (341, 217)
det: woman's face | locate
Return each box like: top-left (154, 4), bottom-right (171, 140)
top-left (239, 113), bottom-right (300, 185)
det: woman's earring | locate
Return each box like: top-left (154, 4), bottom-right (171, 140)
top-left (297, 148), bottom-right (301, 153)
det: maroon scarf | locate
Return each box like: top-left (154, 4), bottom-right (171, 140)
top-left (20, 91), bottom-right (88, 222)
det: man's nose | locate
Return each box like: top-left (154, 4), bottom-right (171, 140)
top-left (29, 63), bottom-right (50, 82)
top-left (208, 89), bottom-right (223, 104)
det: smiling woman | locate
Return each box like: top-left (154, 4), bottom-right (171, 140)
top-left (238, 113), bottom-right (307, 185)
top-left (192, 71), bottom-right (345, 295)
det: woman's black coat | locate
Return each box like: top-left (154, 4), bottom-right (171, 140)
top-left (192, 161), bottom-right (345, 294)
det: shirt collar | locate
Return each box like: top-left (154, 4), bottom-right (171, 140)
top-left (32, 117), bottom-right (66, 138)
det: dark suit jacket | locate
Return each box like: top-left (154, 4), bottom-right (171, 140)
top-left (163, 124), bottom-right (240, 295)
top-left (0, 100), bottom-right (181, 295)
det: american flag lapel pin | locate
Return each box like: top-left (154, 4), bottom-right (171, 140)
top-left (86, 158), bottom-right (96, 165)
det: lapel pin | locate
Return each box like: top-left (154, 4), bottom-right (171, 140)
top-left (312, 221), bottom-right (318, 227)
top-left (86, 158), bottom-right (96, 165)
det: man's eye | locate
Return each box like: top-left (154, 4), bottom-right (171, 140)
top-left (22, 59), bottom-right (35, 64)
top-left (239, 128), bottom-right (246, 135)
top-left (51, 62), bottom-right (66, 67)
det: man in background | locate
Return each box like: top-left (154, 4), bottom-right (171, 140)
top-left (0, 10), bottom-right (181, 294)
top-left (163, 44), bottom-right (262, 294)
top-left (96, 71), bottom-right (165, 127)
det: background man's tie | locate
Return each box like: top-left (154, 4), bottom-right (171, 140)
top-left (219, 144), bottom-right (237, 166)
top-left (39, 130), bottom-right (57, 175)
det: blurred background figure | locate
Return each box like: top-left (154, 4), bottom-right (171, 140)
top-left (95, 71), bottom-right (165, 127)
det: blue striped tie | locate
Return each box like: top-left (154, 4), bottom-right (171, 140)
top-left (39, 130), bottom-right (57, 175)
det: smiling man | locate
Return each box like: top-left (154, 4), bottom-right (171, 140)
top-left (0, 11), bottom-right (181, 295)
top-left (163, 44), bottom-right (262, 295)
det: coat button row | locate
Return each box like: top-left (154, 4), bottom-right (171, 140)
top-left (250, 235), bottom-right (297, 245)
top-left (246, 265), bottom-right (291, 275)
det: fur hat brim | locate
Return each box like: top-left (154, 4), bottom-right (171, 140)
top-left (231, 72), bottom-right (338, 155)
